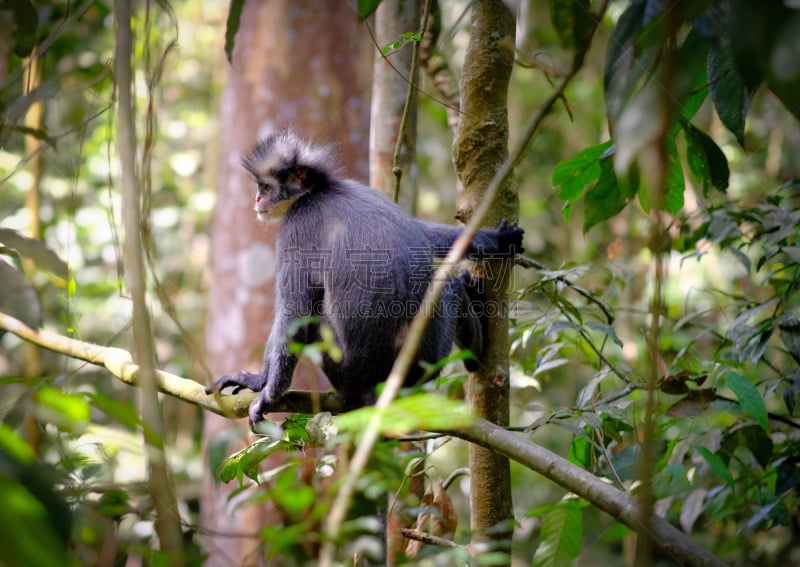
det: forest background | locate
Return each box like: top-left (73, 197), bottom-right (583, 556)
top-left (1, 0), bottom-right (799, 566)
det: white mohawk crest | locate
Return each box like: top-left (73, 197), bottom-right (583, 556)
top-left (242, 130), bottom-right (341, 180)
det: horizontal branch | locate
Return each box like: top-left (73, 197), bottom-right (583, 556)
top-left (0, 311), bottom-right (725, 566)
top-left (0, 312), bottom-right (348, 417)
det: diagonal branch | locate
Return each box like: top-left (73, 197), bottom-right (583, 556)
top-left (0, 310), bottom-right (726, 566)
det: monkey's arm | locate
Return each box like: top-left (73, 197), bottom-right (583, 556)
top-left (414, 218), bottom-right (524, 260)
top-left (210, 260), bottom-right (316, 425)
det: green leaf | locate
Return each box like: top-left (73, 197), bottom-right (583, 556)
top-left (725, 371), bottom-right (769, 430)
top-left (553, 141), bottom-right (613, 207)
top-left (533, 499), bottom-right (583, 567)
top-left (584, 322), bottom-right (623, 347)
top-left (335, 394), bottom-right (472, 437)
top-left (0, 479), bottom-right (71, 567)
top-left (737, 424), bottom-right (773, 468)
top-left (0, 424), bottom-right (34, 464)
top-left (567, 434), bottom-right (591, 469)
top-left (665, 136), bottom-right (685, 214)
top-left (708, 36), bottom-right (757, 146)
top-left (604, 1), bottom-right (650, 126)
top-left (583, 160), bottom-right (634, 233)
top-left (0, 262), bottom-right (42, 334)
top-left (35, 387), bottom-right (91, 434)
top-left (219, 437), bottom-right (285, 484)
top-left (357, 0), bottom-right (382, 20)
top-left (672, 28), bottom-right (711, 119)
top-left (696, 446), bottom-right (735, 488)
top-left (87, 392), bottom-right (142, 431)
top-left (0, 228), bottom-right (68, 278)
top-left (550, 0), bottom-right (593, 52)
top-left (273, 470), bottom-right (315, 516)
top-left (224, 0), bottom-right (245, 64)
top-left (765, 15), bottom-right (800, 122)
top-left (1, 0), bottom-right (38, 57)
top-left (696, 133), bottom-right (729, 194)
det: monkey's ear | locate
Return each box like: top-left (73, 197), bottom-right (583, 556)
top-left (289, 166), bottom-right (310, 188)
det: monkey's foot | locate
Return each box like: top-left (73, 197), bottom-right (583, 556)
top-left (207, 371), bottom-right (266, 395)
top-left (248, 393), bottom-right (276, 427)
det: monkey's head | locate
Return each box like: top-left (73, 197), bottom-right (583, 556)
top-left (242, 131), bottom-right (339, 224)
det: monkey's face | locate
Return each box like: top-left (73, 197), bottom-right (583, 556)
top-left (253, 171), bottom-right (309, 224)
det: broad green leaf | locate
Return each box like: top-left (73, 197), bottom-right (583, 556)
top-left (725, 371), bottom-right (769, 430)
top-left (0, 480), bottom-right (71, 567)
top-left (737, 424), bottom-right (773, 468)
top-left (357, 0), bottom-right (382, 20)
top-left (766, 15), bottom-right (800, 122)
top-left (567, 434), bottom-right (591, 469)
top-left (87, 392), bottom-right (142, 432)
top-left (0, 262), bottom-right (42, 334)
top-left (683, 121), bottom-right (729, 196)
top-left (708, 37), bottom-right (756, 146)
top-left (553, 141), bottom-right (613, 207)
top-left (583, 161), bottom-right (634, 233)
top-left (672, 29), bottom-right (711, 119)
top-left (2, 0), bottom-right (38, 57)
top-left (584, 322), bottom-right (623, 347)
top-left (0, 424), bottom-right (34, 464)
top-left (533, 499), bottom-right (583, 567)
top-left (664, 136), bottom-right (685, 214)
top-left (273, 470), bottom-right (315, 516)
top-left (335, 394), bottom-right (472, 437)
top-left (682, 86), bottom-right (708, 122)
top-left (0, 228), bottom-right (68, 278)
top-left (694, 129), bottom-right (729, 194)
top-left (224, 0), bottom-right (245, 64)
top-left (604, 1), bottom-right (650, 126)
top-left (696, 446), bottom-right (735, 487)
top-left (207, 429), bottom-right (242, 483)
top-left (35, 387), bottom-right (90, 434)
top-left (219, 438), bottom-right (285, 484)
top-left (550, 0), bottom-right (593, 52)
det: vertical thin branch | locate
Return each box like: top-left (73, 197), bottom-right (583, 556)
top-left (22, 48), bottom-right (44, 453)
top-left (114, 0), bottom-right (184, 560)
top-left (391, 0), bottom-right (430, 203)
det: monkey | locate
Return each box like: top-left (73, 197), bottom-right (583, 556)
top-left (209, 131), bottom-right (523, 426)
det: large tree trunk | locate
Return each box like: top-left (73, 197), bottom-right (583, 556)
top-left (369, 0), bottom-right (419, 213)
top-left (452, 1), bottom-right (517, 563)
top-left (201, 3), bottom-right (371, 565)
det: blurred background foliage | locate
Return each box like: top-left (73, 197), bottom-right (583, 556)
top-left (0, 0), bottom-right (799, 565)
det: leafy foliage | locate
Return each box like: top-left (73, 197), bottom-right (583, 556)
top-left (554, 0), bottom-right (800, 230)
top-left (2, 0), bottom-right (800, 565)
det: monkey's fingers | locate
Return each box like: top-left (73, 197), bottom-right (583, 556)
top-left (209, 371), bottom-right (265, 395)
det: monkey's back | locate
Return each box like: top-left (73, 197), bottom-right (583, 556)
top-left (279, 179), bottom-right (447, 403)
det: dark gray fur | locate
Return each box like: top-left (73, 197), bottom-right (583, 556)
top-left (211, 131), bottom-right (523, 425)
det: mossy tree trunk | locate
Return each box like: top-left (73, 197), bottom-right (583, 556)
top-left (452, 0), bottom-right (517, 562)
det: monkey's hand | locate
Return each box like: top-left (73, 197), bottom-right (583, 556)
top-left (206, 371), bottom-right (267, 395)
top-left (494, 218), bottom-right (524, 256)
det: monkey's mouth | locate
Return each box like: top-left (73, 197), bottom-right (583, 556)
top-left (255, 204), bottom-right (273, 217)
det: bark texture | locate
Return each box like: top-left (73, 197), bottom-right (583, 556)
top-left (369, 0), bottom-right (420, 213)
top-left (452, 0), bottom-right (517, 561)
top-left (201, 3), bottom-right (371, 565)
